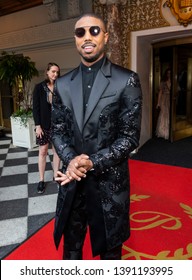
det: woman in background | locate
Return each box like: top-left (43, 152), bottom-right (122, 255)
top-left (156, 68), bottom-right (171, 140)
top-left (33, 62), bottom-right (61, 194)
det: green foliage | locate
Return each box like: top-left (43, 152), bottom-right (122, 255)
top-left (12, 108), bottom-right (33, 127)
top-left (0, 51), bottom-right (39, 87)
top-left (0, 51), bottom-right (39, 123)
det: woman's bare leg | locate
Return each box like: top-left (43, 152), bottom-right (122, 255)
top-left (38, 143), bottom-right (49, 181)
top-left (52, 145), bottom-right (60, 179)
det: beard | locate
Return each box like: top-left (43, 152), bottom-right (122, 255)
top-left (80, 52), bottom-right (102, 63)
top-left (78, 45), bottom-right (105, 63)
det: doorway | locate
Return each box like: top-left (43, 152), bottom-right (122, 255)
top-left (131, 24), bottom-right (192, 147)
top-left (152, 42), bottom-right (192, 142)
top-left (0, 81), bottom-right (15, 130)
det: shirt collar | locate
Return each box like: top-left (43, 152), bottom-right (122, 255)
top-left (81, 56), bottom-right (105, 72)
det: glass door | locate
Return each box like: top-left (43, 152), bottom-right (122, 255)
top-left (152, 46), bottom-right (173, 140)
top-left (153, 42), bottom-right (192, 142)
top-left (171, 45), bottom-right (192, 141)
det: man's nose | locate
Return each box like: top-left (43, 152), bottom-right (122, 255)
top-left (84, 29), bottom-right (91, 40)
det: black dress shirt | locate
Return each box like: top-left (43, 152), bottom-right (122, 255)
top-left (81, 57), bottom-right (104, 114)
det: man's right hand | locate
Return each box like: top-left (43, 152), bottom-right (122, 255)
top-left (65, 154), bottom-right (93, 182)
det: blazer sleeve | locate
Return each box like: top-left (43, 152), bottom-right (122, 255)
top-left (51, 86), bottom-right (78, 167)
top-left (89, 72), bottom-right (142, 175)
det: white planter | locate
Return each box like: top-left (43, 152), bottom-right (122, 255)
top-left (10, 116), bottom-right (37, 149)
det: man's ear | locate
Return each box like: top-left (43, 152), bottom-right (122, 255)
top-left (104, 32), bottom-right (109, 44)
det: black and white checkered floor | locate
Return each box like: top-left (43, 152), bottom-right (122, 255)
top-left (0, 136), bottom-right (58, 259)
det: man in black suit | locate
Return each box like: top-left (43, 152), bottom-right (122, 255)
top-left (51, 13), bottom-right (142, 260)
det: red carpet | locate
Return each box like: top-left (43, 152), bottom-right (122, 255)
top-left (5, 160), bottom-right (192, 260)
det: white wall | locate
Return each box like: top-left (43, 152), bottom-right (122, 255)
top-left (0, 6), bottom-right (81, 79)
top-left (0, 3), bottom-right (86, 74)
top-left (0, 5), bottom-right (49, 34)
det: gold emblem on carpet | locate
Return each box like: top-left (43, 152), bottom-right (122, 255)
top-left (123, 194), bottom-right (192, 259)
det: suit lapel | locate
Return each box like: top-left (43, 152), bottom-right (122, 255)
top-left (70, 70), bottom-right (84, 132)
top-left (83, 69), bottom-right (109, 127)
top-left (70, 58), bottom-right (111, 133)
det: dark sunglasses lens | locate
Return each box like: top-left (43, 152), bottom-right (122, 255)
top-left (75, 26), bottom-right (101, 38)
top-left (90, 26), bottom-right (101, 36)
top-left (75, 28), bottom-right (85, 38)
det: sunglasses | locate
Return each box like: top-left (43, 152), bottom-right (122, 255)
top-left (74, 26), bottom-right (106, 38)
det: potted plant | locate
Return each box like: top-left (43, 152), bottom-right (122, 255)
top-left (0, 51), bottom-right (39, 148)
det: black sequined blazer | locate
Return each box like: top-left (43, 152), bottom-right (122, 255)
top-left (51, 57), bottom-right (142, 257)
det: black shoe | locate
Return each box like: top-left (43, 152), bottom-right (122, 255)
top-left (37, 181), bottom-right (45, 194)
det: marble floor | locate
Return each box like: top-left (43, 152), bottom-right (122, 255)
top-left (0, 137), bottom-right (58, 259)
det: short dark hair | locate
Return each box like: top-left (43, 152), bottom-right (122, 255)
top-left (75, 13), bottom-right (107, 32)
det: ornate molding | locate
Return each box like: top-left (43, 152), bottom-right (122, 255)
top-left (99, 0), bottom-right (127, 4)
top-left (43, 0), bottom-right (60, 22)
top-left (94, 0), bottom-right (169, 68)
top-left (164, 0), bottom-right (192, 26)
top-left (105, 4), bottom-right (123, 65)
top-left (67, 0), bottom-right (81, 17)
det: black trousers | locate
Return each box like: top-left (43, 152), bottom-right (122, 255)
top-left (62, 182), bottom-right (122, 260)
top-left (63, 244), bottom-right (122, 260)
